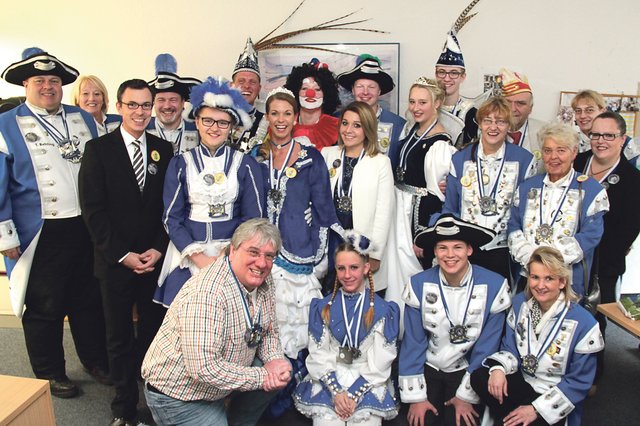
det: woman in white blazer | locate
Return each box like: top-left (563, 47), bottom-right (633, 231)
top-left (322, 101), bottom-right (394, 293)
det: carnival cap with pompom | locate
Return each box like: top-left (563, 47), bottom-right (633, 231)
top-left (414, 213), bottom-right (494, 251)
top-left (2, 47), bottom-right (79, 86)
top-left (343, 230), bottom-right (375, 258)
top-left (337, 54), bottom-right (394, 95)
top-left (187, 77), bottom-right (253, 129)
top-left (147, 53), bottom-right (201, 101)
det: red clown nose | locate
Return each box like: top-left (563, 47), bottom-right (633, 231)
top-left (304, 88), bottom-right (317, 98)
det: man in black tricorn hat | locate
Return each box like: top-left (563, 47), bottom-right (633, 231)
top-left (0, 47), bottom-right (110, 398)
top-left (399, 214), bottom-right (511, 426)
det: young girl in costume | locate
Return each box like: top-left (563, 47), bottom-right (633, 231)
top-left (295, 232), bottom-right (399, 425)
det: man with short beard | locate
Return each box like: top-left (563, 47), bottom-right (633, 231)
top-left (147, 53), bottom-right (201, 156)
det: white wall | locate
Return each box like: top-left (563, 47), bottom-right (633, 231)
top-left (1, 0), bottom-right (639, 123)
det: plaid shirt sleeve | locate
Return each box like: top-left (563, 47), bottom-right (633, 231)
top-left (256, 276), bottom-right (285, 364)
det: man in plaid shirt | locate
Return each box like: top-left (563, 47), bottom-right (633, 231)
top-left (142, 218), bottom-right (291, 425)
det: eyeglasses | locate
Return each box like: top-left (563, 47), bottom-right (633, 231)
top-left (589, 132), bottom-right (621, 141)
top-left (242, 247), bottom-right (277, 263)
top-left (435, 69), bottom-right (463, 79)
top-left (120, 101), bottom-right (153, 111)
top-left (199, 117), bottom-right (232, 129)
top-left (480, 118), bottom-right (509, 128)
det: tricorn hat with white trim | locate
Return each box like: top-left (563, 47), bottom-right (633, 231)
top-left (1, 47), bottom-right (79, 86)
top-left (414, 214), bottom-right (495, 251)
top-left (147, 53), bottom-right (201, 101)
top-left (337, 54), bottom-right (394, 95)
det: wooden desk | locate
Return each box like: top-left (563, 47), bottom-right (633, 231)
top-left (0, 375), bottom-right (55, 426)
top-left (597, 302), bottom-right (640, 339)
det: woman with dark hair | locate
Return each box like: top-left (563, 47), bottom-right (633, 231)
top-left (322, 101), bottom-right (394, 293)
top-left (295, 232), bottom-right (400, 424)
top-left (284, 58), bottom-right (341, 151)
top-left (154, 77), bottom-right (265, 306)
top-left (471, 246), bottom-right (603, 426)
top-left (441, 97), bottom-right (536, 281)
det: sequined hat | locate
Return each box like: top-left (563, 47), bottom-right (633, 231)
top-left (337, 54), bottom-right (395, 95)
top-left (186, 77), bottom-right (253, 129)
top-left (147, 53), bottom-right (201, 101)
top-left (232, 38), bottom-right (260, 79)
top-left (436, 31), bottom-right (466, 69)
top-left (2, 47), bottom-right (79, 86)
top-left (414, 214), bottom-right (495, 251)
top-left (498, 68), bottom-right (532, 96)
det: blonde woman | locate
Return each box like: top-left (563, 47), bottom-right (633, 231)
top-left (71, 75), bottom-right (121, 135)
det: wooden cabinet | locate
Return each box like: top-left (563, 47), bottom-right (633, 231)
top-left (0, 375), bottom-right (55, 426)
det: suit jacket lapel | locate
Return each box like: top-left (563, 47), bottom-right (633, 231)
top-left (113, 126), bottom-right (146, 195)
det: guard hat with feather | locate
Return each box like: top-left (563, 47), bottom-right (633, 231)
top-left (2, 47), bottom-right (79, 86)
top-left (435, 0), bottom-right (483, 69)
top-left (147, 53), bottom-right (201, 101)
top-left (414, 214), bottom-right (495, 251)
top-left (232, 38), bottom-right (260, 79)
top-left (337, 54), bottom-right (394, 95)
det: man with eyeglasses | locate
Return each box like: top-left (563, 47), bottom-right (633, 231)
top-left (574, 111), bottom-right (640, 392)
top-left (147, 53), bottom-right (201, 156)
top-left (79, 78), bottom-right (173, 426)
top-left (142, 218), bottom-right (292, 425)
top-left (337, 54), bottom-right (406, 160)
top-left (499, 68), bottom-right (546, 173)
top-left (0, 48), bottom-right (110, 399)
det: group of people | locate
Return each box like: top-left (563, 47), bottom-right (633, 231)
top-left (0, 11), bottom-right (638, 426)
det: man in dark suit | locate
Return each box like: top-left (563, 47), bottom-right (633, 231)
top-left (79, 79), bottom-right (173, 426)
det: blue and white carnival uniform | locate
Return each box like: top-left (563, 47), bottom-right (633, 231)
top-left (484, 292), bottom-right (603, 425)
top-left (294, 290), bottom-right (400, 423)
top-left (378, 107), bottom-right (406, 159)
top-left (95, 113), bottom-right (122, 136)
top-left (155, 144), bottom-right (264, 306)
top-left (0, 102), bottom-right (98, 317)
top-left (441, 142), bottom-right (535, 250)
top-left (507, 170), bottom-right (609, 296)
top-left (147, 117), bottom-right (199, 156)
top-left (258, 139), bottom-right (342, 358)
top-left (398, 265), bottom-right (511, 405)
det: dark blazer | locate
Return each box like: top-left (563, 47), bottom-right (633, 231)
top-left (79, 127), bottom-right (173, 281)
top-left (574, 152), bottom-right (640, 277)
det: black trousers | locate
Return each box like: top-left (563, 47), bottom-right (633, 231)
top-left (595, 273), bottom-right (619, 383)
top-left (421, 365), bottom-right (474, 426)
top-left (22, 217), bottom-right (108, 379)
top-left (470, 366), bottom-right (562, 426)
top-left (469, 247), bottom-right (512, 286)
top-left (100, 268), bottom-right (166, 419)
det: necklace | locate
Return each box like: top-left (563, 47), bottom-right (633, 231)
top-left (270, 138), bottom-right (293, 150)
top-left (589, 162), bottom-right (615, 176)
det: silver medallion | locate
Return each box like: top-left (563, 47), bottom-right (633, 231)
top-left (268, 189), bottom-right (282, 207)
top-left (25, 132), bottom-right (39, 142)
top-left (535, 224), bottom-right (554, 244)
top-left (396, 167), bottom-right (405, 182)
top-left (449, 324), bottom-right (469, 344)
top-left (521, 354), bottom-right (539, 376)
top-left (607, 174), bottom-right (620, 185)
top-left (203, 174), bottom-right (215, 186)
top-left (147, 163), bottom-right (158, 175)
top-left (332, 158), bottom-right (341, 168)
top-left (244, 324), bottom-right (265, 348)
top-left (208, 203), bottom-right (227, 218)
top-left (337, 195), bottom-right (352, 212)
top-left (425, 292), bottom-right (438, 304)
top-left (479, 196), bottom-right (498, 216)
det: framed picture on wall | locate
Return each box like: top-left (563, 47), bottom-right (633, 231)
top-left (559, 91), bottom-right (639, 137)
top-left (258, 42), bottom-right (401, 114)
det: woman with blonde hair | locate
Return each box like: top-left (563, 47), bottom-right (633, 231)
top-left (71, 75), bottom-right (121, 135)
top-left (471, 246), bottom-right (603, 426)
top-left (295, 232), bottom-right (399, 424)
top-left (322, 101), bottom-right (394, 293)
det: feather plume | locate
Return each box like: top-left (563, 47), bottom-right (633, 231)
top-left (453, 0), bottom-right (482, 34)
top-left (252, 1), bottom-right (386, 56)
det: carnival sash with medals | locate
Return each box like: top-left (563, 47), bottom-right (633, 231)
top-left (268, 140), bottom-right (296, 215)
top-left (536, 170), bottom-right (574, 244)
top-left (228, 258), bottom-right (266, 348)
top-left (156, 122), bottom-right (184, 155)
top-left (475, 150), bottom-right (506, 217)
top-left (437, 270), bottom-right (475, 344)
top-left (521, 302), bottom-right (569, 377)
top-left (337, 289), bottom-right (365, 364)
top-left (335, 148), bottom-right (365, 213)
top-left (194, 144), bottom-right (233, 218)
top-left (396, 120), bottom-right (438, 182)
top-left (31, 109), bottom-right (83, 163)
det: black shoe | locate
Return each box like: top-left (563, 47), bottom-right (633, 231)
top-left (49, 376), bottom-right (79, 398)
top-left (84, 366), bottom-right (113, 386)
top-left (108, 418), bottom-right (136, 426)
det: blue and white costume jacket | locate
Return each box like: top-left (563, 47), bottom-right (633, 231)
top-left (378, 107), bottom-right (406, 160)
top-left (440, 142), bottom-right (535, 250)
top-left (0, 103), bottom-right (98, 317)
top-left (294, 290), bottom-right (400, 421)
top-left (155, 144), bottom-right (264, 306)
top-left (147, 117), bottom-right (199, 156)
top-left (398, 265), bottom-right (511, 404)
top-left (507, 171), bottom-right (609, 296)
top-left (484, 292), bottom-right (603, 425)
top-left (96, 113), bottom-right (121, 136)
